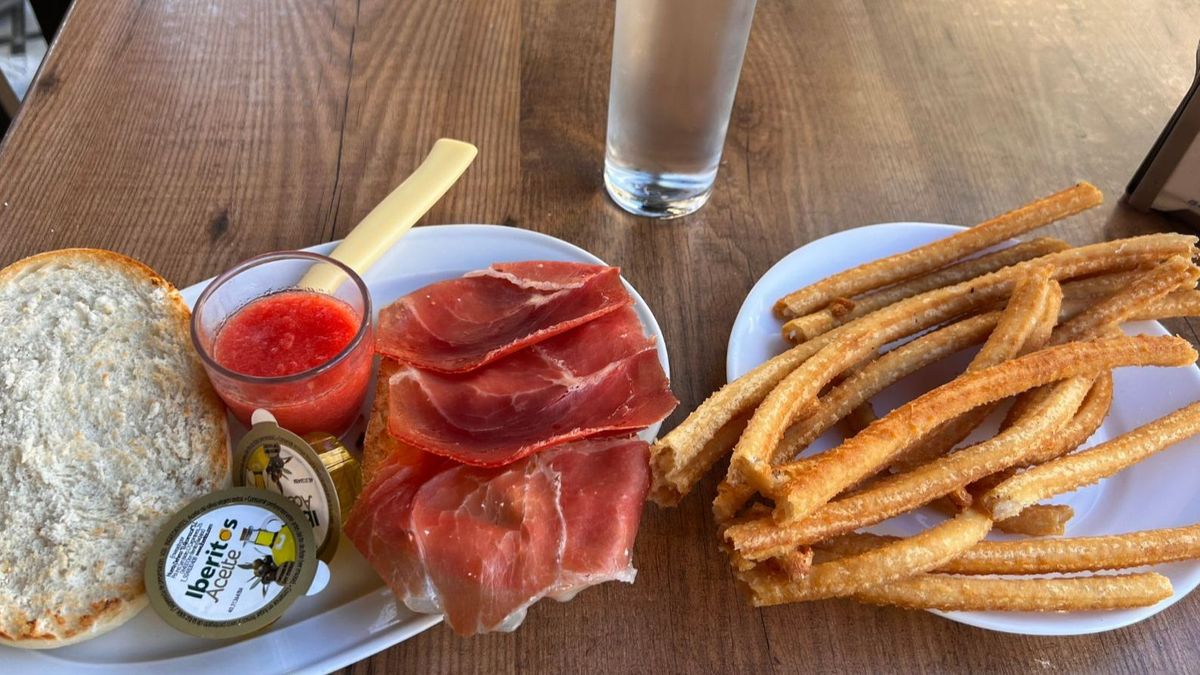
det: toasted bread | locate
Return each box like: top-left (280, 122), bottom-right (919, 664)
top-left (362, 359), bottom-right (401, 484)
top-left (0, 249), bottom-right (228, 648)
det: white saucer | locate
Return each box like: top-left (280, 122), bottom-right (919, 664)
top-left (727, 222), bottom-right (1200, 636)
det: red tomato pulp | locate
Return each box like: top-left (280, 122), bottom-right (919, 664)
top-left (212, 290), bottom-right (372, 434)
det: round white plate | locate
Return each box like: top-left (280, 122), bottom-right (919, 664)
top-left (6, 225), bottom-right (669, 675)
top-left (727, 222), bottom-right (1200, 636)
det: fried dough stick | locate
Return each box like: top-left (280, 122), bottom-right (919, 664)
top-left (819, 524), bottom-right (1200, 575)
top-left (726, 376), bottom-right (1095, 561)
top-left (1137, 290), bottom-right (1200, 320)
top-left (740, 509), bottom-right (993, 604)
top-left (1053, 256), bottom-right (1200, 345)
top-left (991, 504), bottom-right (1074, 536)
top-left (764, 335), bottom-right (1193, 527)
top-left (1003, 256), bottom-right (1200, 430)
top-left (651, 233), bottom-right (1195, 506)
top-left (929, 258), bottom-right (1197, 522)
top-left (709, 311), bottom-right (1005, 523)
top-left (783, 238), bottom-right (1070, 342)
top-left (764, 259), bottom-right (1189, 540)
top-left (774, 183), bottom-right (1102, 319)
top-left (850, 574), bottom-right (1172, 612)
top-left (1061, 269), bottom-right (1159, 302)
top-left (930, 498), bottom-right (1075, 536)
top-left (889, 273), bottom-right (1061, 475)
top-left (718, 273), bottom-right (1055, 524)
top-left (934, 368), bottom-right (1115, 535)
top-left (983, 401), bottom-right (1200, 520)
top-left (761, 360), bottom-right (1110, 550)
top-left (732, 238), bottom-right (1197, 501)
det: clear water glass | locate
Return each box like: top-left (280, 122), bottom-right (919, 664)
top-left (604, 0), bottom-right (758, 219)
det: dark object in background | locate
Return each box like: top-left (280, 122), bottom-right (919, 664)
top-left (0, 1), bottom-right (70, 139)
top-left (0, 0), bottom-right (25, 54)
top-left (0, 72), bottom-right (15, 137)
top-left (29, 0), bottom-right (67, 42)
top-left (1127, 42), bottom-right (1200, 227)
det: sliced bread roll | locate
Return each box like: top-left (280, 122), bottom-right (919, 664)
top-left (0, 248), bottom-right (228, 648)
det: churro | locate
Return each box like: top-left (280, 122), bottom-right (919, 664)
top-left (770, 336), bottom-right (1193, 526)
top-left (1052, 256), bottom-right (1199, 346)
top-left (774, 183), bottom-right (1102, 319)
top-left (994, 504), bottom-right (1073, 536)
top-left (658, 184), bottom-right (1200, 617)
top-left (983, 401), bottom-right (1200, 520)
top-left (851, 573), bottom-right (1172, 612)
top-left (733, 237), bottom-right (1197, 500)
top-left (743, 509), bottom-right (993, 604)
top-left (653, 234), bottom-right (1195, 506)
top-left (891, 273), bottom-right (1061, 473)
top-left (820, 524), bottom-right (1200, 575)
top-left (778, 313), bottom-right (1002, 469)
top-left (1002, 258), bottom-right (1194, 430)
top-left (929, 496), bottom-right (1073, 535)
top-left (1134, 290), bottom-right (1200, 321)
top-left (783, 238), bottom-right (1071, 342)
top-left (726, 377), bottom-right (1092, 559)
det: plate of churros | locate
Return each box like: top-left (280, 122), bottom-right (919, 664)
top-left (648, 182), bottom-right (1200, 636)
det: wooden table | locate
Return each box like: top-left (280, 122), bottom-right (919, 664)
top-left (2, 0), bottom-right (1199, 672)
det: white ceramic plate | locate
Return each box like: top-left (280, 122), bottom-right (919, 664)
top-left (727, 222), bottom-right (1200, 636)
top-left (1, 224), bottom-right (670, 674)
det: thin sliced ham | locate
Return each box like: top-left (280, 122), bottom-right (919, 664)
top-left (344, 436), bottom-right (650, 636)
top-left (385, 305), bottom-right (678, 466)
top-left (377, 261), bottom-right (630, 373)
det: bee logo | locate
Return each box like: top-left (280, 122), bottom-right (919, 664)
top-left (263, 445), bottom-right (293, 491)
top-left (245, 441), bottom-right (294, 492)
top-left (237, 556), bottom-right (297, 597)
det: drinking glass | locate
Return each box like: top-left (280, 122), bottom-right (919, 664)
top-left (604, 0), bottom-right (758, 218)
top-left (191, 251), bottom-right (374, 437)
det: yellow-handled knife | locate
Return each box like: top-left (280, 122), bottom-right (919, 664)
top-left (301, 138), bottom-right (478, 291)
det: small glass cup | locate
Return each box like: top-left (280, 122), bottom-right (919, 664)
top-left (191, 251), bottom-right (374, 437)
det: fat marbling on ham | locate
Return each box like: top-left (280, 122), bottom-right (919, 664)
top-left (344, 436), bottom-right (651, 635)
top-left (376, 261), bottom-right (630, 373)
top-left (385, 304), bottom-right (678, 466)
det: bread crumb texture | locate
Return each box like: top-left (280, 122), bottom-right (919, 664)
top-left (0, 250), bottom-right (228, 646)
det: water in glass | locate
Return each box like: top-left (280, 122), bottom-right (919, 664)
top-left (604, 0), bottom-right (757, 218)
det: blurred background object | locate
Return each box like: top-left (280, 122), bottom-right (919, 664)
top-left (0, 0), bottom-right (52, 136)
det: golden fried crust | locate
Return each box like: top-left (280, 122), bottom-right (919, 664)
top-left (849, 573), bottom-right (1172, 612)
top-left (774, 182), bottom-right (1102, 319)
top-left (769, 335), bottom-right (1194, 527)
top-left (741, 508), bottom-right (993, 605)
top-left (653, 234), bottom-right (1196, 509)
top-left (983, 399), bottom-right (1200, 520)
top-left (783, 237), bottom-right (1071, 344)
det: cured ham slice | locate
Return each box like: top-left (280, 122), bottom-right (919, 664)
top-left (385, 305), bottom-right (677, 466)
top-left (376, 261), bottom-right (630, 373)
top-left (344, 436), bottom-right (650, 635)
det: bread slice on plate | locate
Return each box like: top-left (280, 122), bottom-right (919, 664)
top-left (0, 248), bottom-right (229, 649)
top-left (362, 359), bottom-right (401, 485)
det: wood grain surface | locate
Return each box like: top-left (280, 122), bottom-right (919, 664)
top-left (2, 0), bottom-right (1200, 672)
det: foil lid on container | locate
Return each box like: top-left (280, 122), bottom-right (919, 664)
top-left (233, 410), bottom-right (347, 563)
top-left (144, 488), bottom-right (326, 639)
